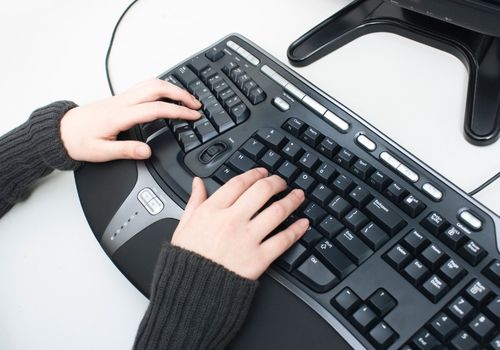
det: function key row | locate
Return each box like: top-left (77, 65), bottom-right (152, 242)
top-left (260, 65), bottom-right (350, 133)
top-left (222, 61), bottom-right (266, 104)
top-left (404, 279), bottom-right (499, 349)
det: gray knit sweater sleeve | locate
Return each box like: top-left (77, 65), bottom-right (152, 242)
top-left (0, 101), bottom-right (259, 349)
top-left (0, 101), bottom-right (80, 217)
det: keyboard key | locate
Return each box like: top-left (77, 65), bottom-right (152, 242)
top-left (490, 334), bottom-right (500, 350)
top-left (300, 126), bottom-right (323, 147)
top-left (449, 330), bottom-right (478, 350)
top-left (229, 67), bottom-right (244, 82)
top-left (335, 229), bottom-right (373, 265)
top-left (295, 255), bottom-right (338, 292)
top-left (248, 87), bottom-right (266, 104)
top-left (276, 161), bottom-right (299, 183)
top-left (282, 118), bottom-right (306, 136)
top-left (464, 279), bottom-right (493, 307)
top-left (200, 67), bottom-right (217, 83)
top-left (314, 162), bottom-right (336, 183)
top-left (222, 61), bottom-right (238, 75)
top-left (348, 185), bottom-right (373, 208)
top-left (227, 151), bottom-right (256, 173)
top-left (282, 141), bottom-right (303, 161)
top-left (256, 128), bottom-right (287, 150)
top-left (278, 243), bottom-right (308, 272)
top-left (368, 171), bottom-right (392, 192)
top-left (300, 226), bottom-right (323, 248)
top-left (327, 195), bottom-right (352, 219)
top-left (178, 130), bottom-right (201, 152)
top-left (384, 182), bottom-right (408, 203)
top-left (466, 313), bottom-right (495, 343)
top-left (333, 148), bottom-right (357, 169)
top-left (384, 244), bottom-right (412, 270)
top-left (230, 103), bottom-right (250, 124)
top-left (302, 202), bottom-right (327, 226)
top-left (187, 56), bottom-right (210, 75)
top-left (224, 95), bottom-right (242, 110)
top-left (350, 305), bottom-right (378, 333)
top-left (292, 172), bottom-right (316, 193)
top-left (298, 152), bottom-right (320, 172)
top-left (331, 174), bottom-right (355, 197)
top-left (194, 120), bottom-right (218, 143)
top-left (483, 260), bottom-right (500, 287)
top-left (310, 184), bottom-right (333, 206)
top-left (368, 322), bottom-right (397, 350)
top-left (332, 287), bottom-right (361, 317)
top-left (411, 329), bottom-right (441, 350)
top-left (421, 212), bottom-right (450, 235)
top-left (351, 159), bottom-right (375, 180)
top-left (441, 226), bottom-right (468, 251)
top-left (484, 296), bottom-right (500, 323)
top-left (421, 275), bottom-right (449, 303)
top-left (316, 137), bottom-right (339, 158)
top-left (402, 229), bottom-right (429, 255)
top-left (459, 240), bottom-right (487, 266)
top-left (174, 66), bottom-right (198, 86)
top-left (365, 198), bottom-right (407, 235)
top-left (318, 215), bottom-right (345, 239)
top-left (211, 111), bottom-right (235, 133)
top-left (420, 244), bottom-right (447, 270)
top-left (236, 73), bottom-right (251, 89)
top-left (439, 259), bottom-right (467, 286)
top-left (400, 194), bottom-right (427, 218)
top-left (213, 81), bottom-right (230, 98)
top-left (259, 150), bottom-right (282, 171)
top-left (242, 80), bottom-right (258, 95)
top-left (208, 74), bottom-right (223, 90)
top-left (219, 88), bottom-right (235, 102)
top-left (367, 289), bottom-right (397, 317)
top-left (360, 223), bottom-right (389, 250)
top-left (241, 138), bottom-right (265, 160)
top-left (213, 166), bottom-right (237, 184)
top-left (205, 46), bottom-right (225, 62)
top-left (447, 296), bottom-right (475, 325)
top-left (428, 312), bottom-right (459, 342)
top-left (314, 239), bottom-right (356, 279)
top-left (403, 259), bottom-right (430, 286)
top-left (343, 208), bottom-right (369, 232)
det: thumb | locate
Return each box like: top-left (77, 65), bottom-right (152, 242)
top-left (96, 140), bottom-right (152, 161)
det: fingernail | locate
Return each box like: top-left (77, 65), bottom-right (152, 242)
top-left (293, 189), bottom-right (305, 199)
top-left (257, 167), bottom-right (268, 175)
top-left (135, 145), bottom-right (151, 159)
top-left (299, 218), bottom-right (309, 228)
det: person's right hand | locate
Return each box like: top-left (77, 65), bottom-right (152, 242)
top-left (171, 168), bottom-right (309, 280)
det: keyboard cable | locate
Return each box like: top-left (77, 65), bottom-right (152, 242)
top-left (105, 0), bottom-right (140, 96)
top-left (105, 1), bottom-right (500, 197)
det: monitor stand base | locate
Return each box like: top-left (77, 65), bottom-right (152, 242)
top-left (288, 0), bottom-right (499, 146)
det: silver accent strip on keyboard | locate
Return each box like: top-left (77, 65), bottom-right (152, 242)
top-left (324, 110), bottom-right (350, 133)
top-left (226, 40), bottom-right (260, 66)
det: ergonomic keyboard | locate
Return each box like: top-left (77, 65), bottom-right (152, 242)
top-left (77, 34), bottom-right (500, 350)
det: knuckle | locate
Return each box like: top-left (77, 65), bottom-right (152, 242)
top-left (229, 176), bottom-right (247, 192)
top-left (271, 201), bottom-right (287, 218)
top-left (258, 178), bottom-right (275, 196)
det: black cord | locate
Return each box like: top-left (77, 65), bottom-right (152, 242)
top-left (105, 0), bottom-right (140, 96)
top-left (469, 171), bottom-right (500, 196)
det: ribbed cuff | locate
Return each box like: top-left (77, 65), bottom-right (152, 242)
top-left (28, 100), bottom-right (81, 171)
top-left (134, 244), bottom-right (259, 350)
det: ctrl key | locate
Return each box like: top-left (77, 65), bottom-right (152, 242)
top-left (294, 255), bottom-right (338, 293)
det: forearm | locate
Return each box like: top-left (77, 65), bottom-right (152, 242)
top-left (134, 244), bottom-right (258, 350)
top-left (0, 101), bottom-right (80, 217)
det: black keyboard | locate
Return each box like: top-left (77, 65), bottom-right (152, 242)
top-left (134, 34), bottom-right (500, 350)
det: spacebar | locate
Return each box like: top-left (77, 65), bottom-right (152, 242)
top-left (364, 198), bottom-right (406, 235)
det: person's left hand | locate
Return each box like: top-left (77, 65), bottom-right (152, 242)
top-left (60, 78), bottom-right (202, 162)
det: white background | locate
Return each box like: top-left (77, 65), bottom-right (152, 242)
top-left (0, 0), bottom-right (498, 349)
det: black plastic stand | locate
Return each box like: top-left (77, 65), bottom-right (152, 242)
top-left (288, 0), bottom-right (500, 146)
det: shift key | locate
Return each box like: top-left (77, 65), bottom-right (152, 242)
top-left (365, 198), bottom-right (406, 235)
top-left (314, 239), bottom-right (356, 279)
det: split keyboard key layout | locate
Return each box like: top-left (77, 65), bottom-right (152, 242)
top-left (139, 35), bottom-right (500, 350)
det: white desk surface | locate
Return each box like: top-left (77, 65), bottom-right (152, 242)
top-left (0, 1), bottom-right (498, 349)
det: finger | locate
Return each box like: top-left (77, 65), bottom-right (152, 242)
top-left (207, 167), bottom-right (268, 208)
top-left (230, 175), bottom-right (288, 218)
top-left (249, 189), bottom-right (305, 239)
top-left (259, 218), bottom-right (309, 263)
top-left (88, 140), bottom-right (151, 162)
top-left (177, 177), bottom-right (207, 231)
top-left (117, 101), bottom-right (201, 131)
top-left (123, 78), bottom-right (202, 109)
